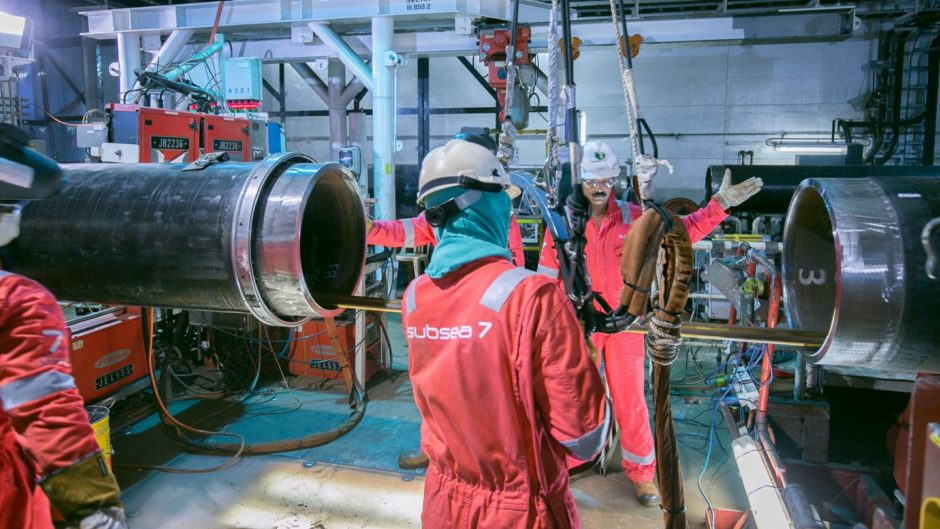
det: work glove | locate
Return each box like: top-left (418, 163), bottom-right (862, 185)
top-left (67, 507), bottom-right (128, 529)
top-left (635, 154), bottom-right (673, 202)
top-left (594, 305), bottom-right (636, 334)
top-left (713, 169), bottom-right (763, 210)
top-left (41, 452), bottom-right (124, 527)
top-left (497, 121), bottom-right (516, 168)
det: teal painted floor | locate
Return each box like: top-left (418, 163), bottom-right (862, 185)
top-left (111, 314), bottom-right (747, 528)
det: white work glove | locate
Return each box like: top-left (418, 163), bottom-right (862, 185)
top-left (635, 154), bottom-right (673, 202)
top-left (497, 121), bottom-right (516, 168)
top-left (69, 507), bottom-right (128, 529)
top-left (713, 169), bottom-right (764, 210)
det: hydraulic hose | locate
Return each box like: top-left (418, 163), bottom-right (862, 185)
top-left (618, 209), bottom-right (694, 529)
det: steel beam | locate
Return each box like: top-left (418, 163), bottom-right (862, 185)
top-left (82, 0), bottom-right (516, 38)
top-left (83, 2), bottom-right (856, 51)
top-left (307, 22), bottom-right (374, 91)
top-left (317, 294), bottom-right (827, 348)
top-left (290, 62), bottom-right (329, 102)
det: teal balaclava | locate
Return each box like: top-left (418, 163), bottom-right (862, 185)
top-left (423, 187), bottom-right (512, 279)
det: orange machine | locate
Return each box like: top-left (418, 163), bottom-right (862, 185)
top-left (289, 316), bottom-right (383, 383)
top-left (68, 308), bottom-right (147, 402)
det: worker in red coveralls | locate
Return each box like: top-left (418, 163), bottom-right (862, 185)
top-left (402, 139), bottom-right (610, 528)
top-left (0, 132), bottom-right (127, 528)
top-left (538, 141), bottom-right (763, 507)
top-left (367, 132), bottom-right (526, 470)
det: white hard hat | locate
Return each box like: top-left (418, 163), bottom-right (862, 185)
top-left (417, 139), bottom-right (510, 206)
top-left (581, 141), bottom-right (620, 180)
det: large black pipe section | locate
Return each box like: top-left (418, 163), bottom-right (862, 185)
top-left (705, 164), bottom-right (940, 214)
top-left (7, 153), bottom-right (366, 326)
top-left (782, 177), bottom-right (940, 372)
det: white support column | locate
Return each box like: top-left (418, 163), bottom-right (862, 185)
top-left (117, 32), bottom-right (142, 98)
top-left (371, 15), bottom-right (397, 222)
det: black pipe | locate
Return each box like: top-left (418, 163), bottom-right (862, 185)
top-left (560, 0), bottom-right (578, 146)
top-left (879, 30), bottom-right (911, 165)
top-left (617, 0), bottom-right (633, 70)
top-left (508, 0), bottom-right (521, 57)
top-left (705, 164), bottom-right (940, 214)
top-left (7, 155), bottom-right (366, 325)
top-left (783, 176), bottom-right (940, 372)
top-left (923, 34), bottom-right (940, 165)
top-left (417, 57), bottom-right (430, 164)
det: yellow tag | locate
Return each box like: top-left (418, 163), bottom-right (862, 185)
top-left (73, 340), bottom-right (84, 351)
top-left (721, 234), bottom-right (765, 242)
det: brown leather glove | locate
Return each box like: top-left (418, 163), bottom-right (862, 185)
top-left (40, 452), bottom-right (123, 524)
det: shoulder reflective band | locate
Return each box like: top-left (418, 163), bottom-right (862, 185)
top-left (400, 218), bottom-right (416, 247)
top-left (404, 278), bottom-right (419, 315)
top-left (536, 264), bottom-right (559, 279)
top-left (479, 267), bottom-right (537, 312)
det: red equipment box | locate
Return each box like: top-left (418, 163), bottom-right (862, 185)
top-left (106, 103), bottom-right (201, 163)
top-left (289, 316), bottom-right (383, 382)
top-left (202, 114), bottom-right (251, 161)
top-left (68, 309), bottom-right (147, 402)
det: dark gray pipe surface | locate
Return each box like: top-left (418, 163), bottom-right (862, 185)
top-left (705, 164), bottom-right (940, 214)
top-left (782, 176), bottom-right (940, 372)
top-left (7, 155), bottom-right (366, 325)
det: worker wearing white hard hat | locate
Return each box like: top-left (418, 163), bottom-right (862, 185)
top-left (538, 140), bottom-right (763, 507)
top-left (402, 139), bottom-right (610, 528)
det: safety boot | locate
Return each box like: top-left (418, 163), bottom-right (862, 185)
top-left (397, 449), bottom-right (430, 470)
top-left (632, 480), bottom-right (660, 508)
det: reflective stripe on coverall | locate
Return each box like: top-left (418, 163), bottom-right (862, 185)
top-left (402, 257), bottom-right (610, 529)
top-left (368, 212), bottom-right (527, 267)
top-left (0, 272), bottom-right (102, 529)
top-left (537, 197), bottom-right (728, 481)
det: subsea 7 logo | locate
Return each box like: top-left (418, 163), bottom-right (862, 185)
top-left (407, 321), bottom-right (494, 340)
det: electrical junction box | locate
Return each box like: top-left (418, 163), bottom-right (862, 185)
top-left (224, 57), bottom-right (262, 106)
top-left (76, 123), bottom-right (107, 149)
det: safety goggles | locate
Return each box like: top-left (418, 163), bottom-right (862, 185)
top-left (583, 178), bottom-right (614, 189)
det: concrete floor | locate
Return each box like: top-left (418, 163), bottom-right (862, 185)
top-left (111, 315), bottom-right (747, 528)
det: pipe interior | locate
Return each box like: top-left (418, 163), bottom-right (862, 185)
top-left (782, 185), bottom-right (838, 354)
top-left (300, 168), bottom-right (365, 299)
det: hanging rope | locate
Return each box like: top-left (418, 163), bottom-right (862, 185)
top-left (543, 0), bottom-right (563, 207)
top-left (618, 208), bottom-right (693, 529)
top-left (607, 0), bottom-right (642, 171)
top-left (498, 0), bottom-right (522, 168)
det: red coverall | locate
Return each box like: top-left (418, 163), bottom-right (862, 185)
top-left (0, 272), bottom-right (103, 529)
top-left (537, 197), bottom-right (727, 482)
top-left (368, 212), bottom-right (527, 267)
top-left (402, 257), bottom-right (610, 528)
